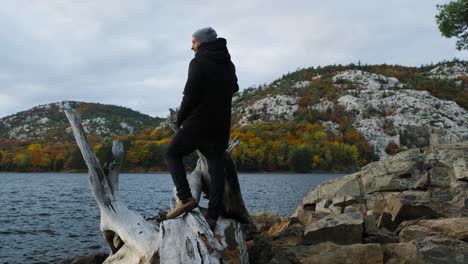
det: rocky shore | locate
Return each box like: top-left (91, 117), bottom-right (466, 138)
top-left (248, 141), bottom-right (468, 263)
top-left (53, 141), bottom-right (467, 263)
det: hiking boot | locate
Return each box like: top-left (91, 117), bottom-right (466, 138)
top-left (165, 197), bottom-right (198, 219)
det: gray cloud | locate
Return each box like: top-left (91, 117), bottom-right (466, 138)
top-left (0, 0), bottom-right (466, 119)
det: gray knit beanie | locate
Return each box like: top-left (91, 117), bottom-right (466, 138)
top-left (192, 27), bottom-right (217, 44)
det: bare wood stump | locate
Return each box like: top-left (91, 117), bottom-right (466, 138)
top-left (63, 105), bottom-right (253, 264)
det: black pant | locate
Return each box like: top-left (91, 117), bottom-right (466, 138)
top-left (164, 127), bottom-right (226, 219)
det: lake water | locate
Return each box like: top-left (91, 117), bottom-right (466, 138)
top-left (0, 172), bottom-right (345, 264)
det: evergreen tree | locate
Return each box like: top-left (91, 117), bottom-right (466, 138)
top-left (436, 0), bottom-right (468, 50)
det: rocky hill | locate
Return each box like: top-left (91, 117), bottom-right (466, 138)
top-left (0, 101), bottom-right (163, 141)
top-left (1, 60), bottom-right (467, 173)
top-left (230, 61), bottom-right (468, 161)
top-left (2, 63), bottom-right (466, 156)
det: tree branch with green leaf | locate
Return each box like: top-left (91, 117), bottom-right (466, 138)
top-left (436, 0), bottom-right (468, 50)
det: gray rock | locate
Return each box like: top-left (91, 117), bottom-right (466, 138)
top-left (376, 211), bottom-right (398, 231)
top-left (414, 236), bottom-right (468, 263)
top-left (389, 191), bottom-right (440, 224)
top-left (382, 236), bottom-right (468, 264)
top-left (399, 217), bottom-right (468, 242)
top-left (252, 211), bottom-right (282, 233)
top-left (332, 195), bottom-right (361, 207)
top-left (303, 211), bottom-right (364, 245)
top-left (271, 222), bottom-right (304, 248)
top-left (453, 157), bottom-right (468, 181)
top-left (292, 171), bottom-right (364, 224)
top-left (372, 191), bottom-right (440, 229)
top-left (51, 253), bottom-right (108, 264)
top-left (246, 234), bottom-right (275, 264)
top-left (375, 227), bottom-right (399, 244)
top-left (343, 204), bottom-right (365, 214)
top-left (360, 149), bottom-right (426, 193)
top-left (364, 191), bottom-right (401, 210)
top-left (364, 215), bottom-right (378, 236)
top-left (383, 236), bottom-right (468, 264)
top-left (288, 242), bottom-right (384, 264)
top-left (423, 142), bottom-right (467, 186)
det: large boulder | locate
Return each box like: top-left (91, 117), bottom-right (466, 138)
top-left (288, 242), bottom-right (384, 264)
top-left (292, 171), bottom-right (365, 225)
top-left (453, 156), bottom-right (468, 181)
top-left (246, 234), bottom-right (275, 264)
top-left (51, 253), bottom-right (109, 264)
top-left (372, 191), bottom-right (441, 229)
top-left (269, 223), bottom-right (305, 251)
top-left (360, 148), bottom-right (427, 193)
top-left (399, 217), bottom-right (468, 242)
top-left (422, 142), bottom-right (468, 183)
top-left (302, 211), bottom-right (364, 245)
top-left (297, 172), bottom-right (364, 204)
top-left (251, 211), bottom-right (282, 233)
top-left (383, 236), bottom-right (468, 264)
top-left (360, 141), bottom-right (468, 195)
top-left (364, 191), bottom-right (401, 212)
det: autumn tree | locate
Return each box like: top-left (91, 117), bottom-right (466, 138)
top-left (14, 151), bottom-right (31, 171)
top-left (27, 143), bottom-right (52, 170)
top-left (0, 150), bottom-right (13, 171)
top-left (65, 146), bottom-right (86, 170)
top-left (143, 143), bottom-right (163, 169)
top-left (0, 151), bottom-right (3, 170)
top-left (94, 139), bottom-right (114, 169)
top-left (287, 145), bottom-right (313, 173)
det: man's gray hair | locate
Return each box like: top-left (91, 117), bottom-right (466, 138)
top-left (192, 27), bottom-right (217, 44)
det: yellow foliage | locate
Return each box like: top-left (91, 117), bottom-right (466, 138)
top-left (27, 143), bottom-right (43, 167)
top-left (150, 129), bottom-right (160, 139)
top-left (244, 131), bottom-right (255, 141)
top-left (312, 155), bottom-right (321, 168)
top-left (350, 144), bottom-right (359, 161)
top-left (27, 143), bottom-right (42, 153)
top-left (93, 144), bottom-right (102, 153)
top-left (248, 136), bottom-right (264, 146)
top-left (156, 138), bottom-right (170, 145)
top-left (231, 148), bottom-right (239, 158)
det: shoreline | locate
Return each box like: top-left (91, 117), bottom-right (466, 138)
top-left (0, 169), bottom-right (353, 175)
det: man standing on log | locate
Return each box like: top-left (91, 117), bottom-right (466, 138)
top-left (163, 27), bottom-right (239, 231)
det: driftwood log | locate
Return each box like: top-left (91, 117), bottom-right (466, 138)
top-left (63, 105), bottom-right (254, 263)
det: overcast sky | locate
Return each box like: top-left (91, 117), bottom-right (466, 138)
top-left (0, 0), bottom-right (466, 119)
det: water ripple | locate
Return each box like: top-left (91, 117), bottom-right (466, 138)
top-left (0, 172), bottom-right (344, 263)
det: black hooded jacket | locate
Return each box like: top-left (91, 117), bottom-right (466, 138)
top-left (176, 37), bottom-right (239, 149)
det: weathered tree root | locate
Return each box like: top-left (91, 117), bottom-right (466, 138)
top-left (64, 105), bottom-right (252, 263)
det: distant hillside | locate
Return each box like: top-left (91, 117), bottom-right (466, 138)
top-left (0, 101), bottom-right (164, 141)
top-left (0, 60), bottom-right (467, 173)
top-left (228, 60), bottom-right (468, 160)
